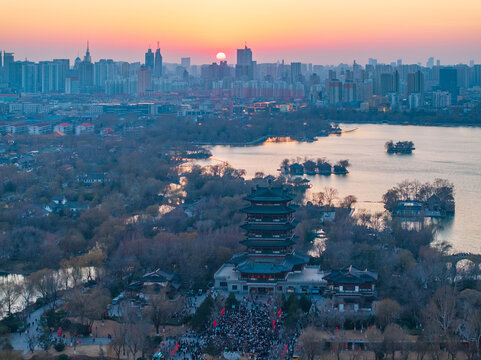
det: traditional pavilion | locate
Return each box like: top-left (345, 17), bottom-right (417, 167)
top-left (214, 185), bottom-right (326, 295)
top-left (323, 265), bottom-right (378, 312)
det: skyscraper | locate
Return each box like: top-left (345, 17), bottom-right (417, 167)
top-left (53, 59), bottom-right (69, 92)
top-left (439, 67), bottom-right (458, 103)
top-left (406, 70), bottom-right (424, 97)
top-left (137, 65), bottom-right (151, 96)
top-left (78, 43), bottom-right (94, 92)
top-left (181, 57), bottom-right (191, 70)
top-left (21, 61), bottom-right (38, 93)
top-left (380, 71), bottom-right (399, 96)
top-left (3, 52), bottom-right (15, 86)
top-left (95, 59), bottom-right (115, 90)
top-left (145, 48), bottom-right (154, 72)
top-left (427, 57), bottom-right (434, 68)
top-left (290, 62), bottom-right (302, 84)
top-left (154, 46), bottom-right (162, 77)
top-left (235, 45), bottom-right (253, 80)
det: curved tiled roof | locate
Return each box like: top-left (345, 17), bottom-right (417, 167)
top-left (323, 265), bottom-right (378, 284)
top-left (244, 185), bottom-right (294, 202)
top-left (241, 222), bottom-right (297, 231)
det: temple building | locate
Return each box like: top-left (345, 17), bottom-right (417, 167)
top-left (323, 265), bottom-right (378, 312)
top-left (214, 185), bottom-right (326, 295)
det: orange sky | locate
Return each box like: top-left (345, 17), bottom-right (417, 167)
top-left (2, 0), bottom-right (481, 64)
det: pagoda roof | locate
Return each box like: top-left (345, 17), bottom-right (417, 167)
top-left (240, 239), bottom-right (295, 247)
top-left (241, 221), bottom-right (297, 231)
top-left (237, 262), bottom-right (290, 274)
top-left (245, 186), bottom-right (294, 202)
top-left (140, 268), bottom-right (178, 283)
top-left (323, 265), bottom-right (378, 284)
top-left (231, 253), bottom-right (308, 274)
top-left (240, 205), bottom-right (296, 214)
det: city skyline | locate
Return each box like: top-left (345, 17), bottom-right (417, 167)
top-left (1, 42), bottom-right (480, 67)
top-left (2, 0), bottom-right (481, 65)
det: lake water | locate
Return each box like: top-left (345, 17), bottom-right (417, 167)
top-left (204, 124), bottom-right (481, 254)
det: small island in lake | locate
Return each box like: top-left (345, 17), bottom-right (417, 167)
top-left (280, 158), bottom-right (350, 176)
top-left (385, 140), bottom-right (415, 154)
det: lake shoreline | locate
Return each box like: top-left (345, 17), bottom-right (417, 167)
top-left (204, 123), bottom-right (481, 253)
top-left (193, 121), bottom-right (481, 148)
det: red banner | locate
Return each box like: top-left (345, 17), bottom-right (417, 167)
top-left (213, 320), bottom-right (217, 328)
top-left (220, 307), bottom-right (225, 316)
top-left (281, 344), bottom-right (288, 359)
top-left (171, 341), bottom-right (179, 356)
top-left (272, 319), bottom-right (276, 329)
top-left (278, 308), bottom-right (282, 318)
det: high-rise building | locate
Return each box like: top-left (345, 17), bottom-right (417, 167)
top-left (181, 57), bottom-right (191, 70)
top-left (95, 59), bottom-right (116, 90)
top-left (427, 57), bottom-right (434, 68)
top-left (439, 67), bottom-right (458, 103)
top-left (3, 52), bottom-right (15, 86)
top-left (290, 62), bottom-right (302, 84)
top-left (39, 61), bottom-right (60, 93)
top-left (406, 70), bottom-right (424, 97)
top-left (137, 65), bottom-right (151, 96)
top-left (154, 46), bottom-right (162, 77)
top-left (328, 79), bottom-right (342, 104)
top-left (79, 43), bottom-right (94, 92)
top-left (21, 61), bottom-right (38, 93)
top-left (474, 65), bottom-right (481, 87)
top-left (432, 90), bottom-right (451, 109)
top-left (380, 71), bottom-right (399, 96)
top-left (53, 59), bottom-right (69, 92)
top-left (343, 81), bottom-right (356, 103)
top-left (235, 45), bottom-right (253, 80)
top-left (145, 48), bottom-right (154, 72)
top-left (84, 41), bottom-right (91, 62)
top-left (455, 64), bottom-right (469, 89)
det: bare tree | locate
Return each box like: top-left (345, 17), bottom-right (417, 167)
top-left (298, 326), bottom-right (324, 360)
top-left (424, 285), bottom-right (458, 338)
top-left (323, 187), bottom-right (338, 209)
top-left (383, 323), bottom-right (405, 360)
top-left (458, 289), bottom-right (481, 358)
top-left (21, 276), bottom-right (36, 310)
top-left (109, 325), bottom-right (127, 360)
top-left (0, 276), bottom-right (23, 315)
top-left (374, 299), bottom-right (401, 329)
top-left (145, 290), bottom-right (176, 336)
top-left (29, 269), bottom-right (61, 307)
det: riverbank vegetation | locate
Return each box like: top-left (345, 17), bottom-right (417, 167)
top-left (383, 179), bottom-right (455, 216)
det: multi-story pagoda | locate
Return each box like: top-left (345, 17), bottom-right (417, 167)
top-left (215, 185), bottom-right (325, 295)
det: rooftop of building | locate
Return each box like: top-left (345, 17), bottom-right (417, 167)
top-left (323, 265), bottom-right (378, 284)
top-left (244, 185), bottom-right (294, 202)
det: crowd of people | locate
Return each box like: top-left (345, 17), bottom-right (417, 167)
top-left (180, 297), bottom-right (297, 359)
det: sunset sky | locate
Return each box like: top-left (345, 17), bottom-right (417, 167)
top-left (2, 0), bottom-right (481, 65)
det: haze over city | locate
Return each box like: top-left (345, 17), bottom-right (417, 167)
top-left (2, 0), bottom-right (481, 64)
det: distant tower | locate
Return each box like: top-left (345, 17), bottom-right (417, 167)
top-left (145, 47), bottom-right (154, 72)
top-left (138, 65), bottom-right (152, 96)
top-left (235, 45), bottom-right (253, 80)
top-left (154, 43), bottom-right (162, 77)
top-left (79, 41), bottom-right (94, 91)
top-left (84, 41), bottom-right (91, 63)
